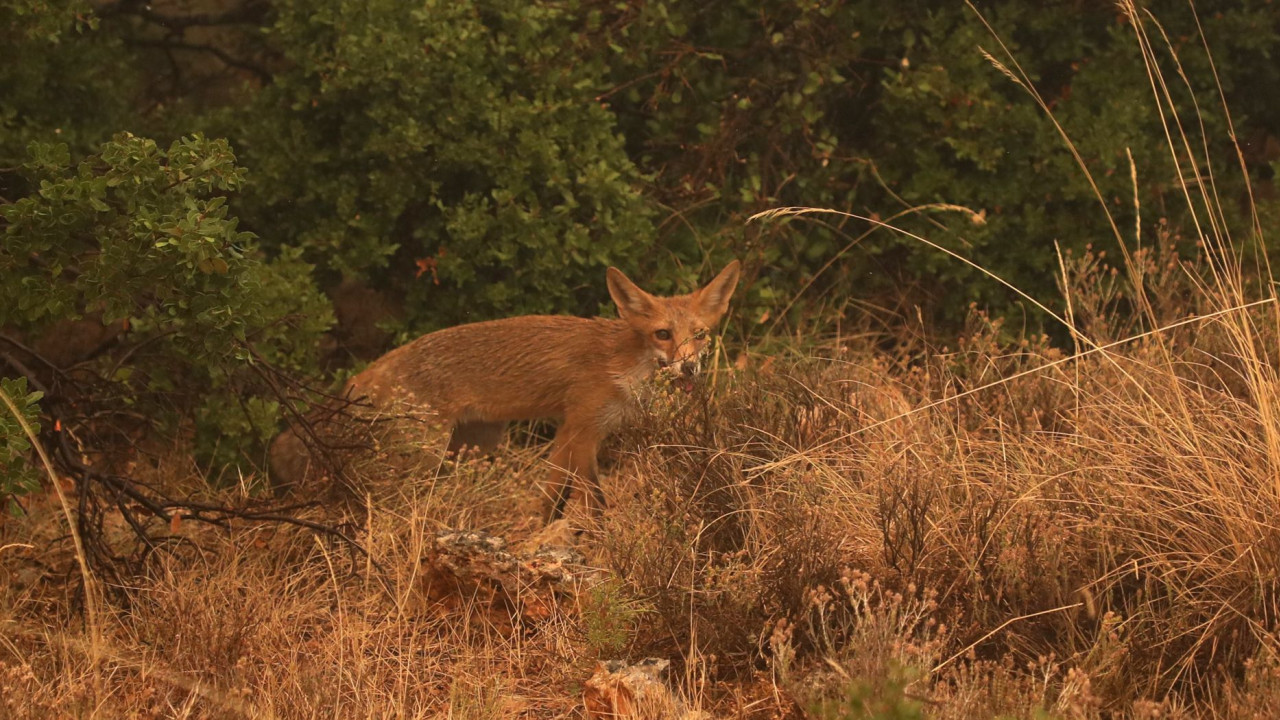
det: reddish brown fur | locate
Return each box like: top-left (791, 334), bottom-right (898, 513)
top-left (269, 261), bottom-right (741, 520)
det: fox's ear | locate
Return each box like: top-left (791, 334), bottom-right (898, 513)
top-left (695, 260), bottom-right (741, 319)
top-left (607, 266), bottom-right (659, 320)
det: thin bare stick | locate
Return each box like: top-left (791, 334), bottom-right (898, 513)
top-left (750, 206), bottom-right (1080, 342)
top-left (931, 603), bottom-right (1083, 676)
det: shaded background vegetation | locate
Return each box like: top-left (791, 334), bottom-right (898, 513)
top-left (2, 0), bottom-right (1278, 487)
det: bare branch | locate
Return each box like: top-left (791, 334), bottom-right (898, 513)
top-left (96, 0), bottom-right (270, 31)
top-left (124, 37), bottom-right (272, 85)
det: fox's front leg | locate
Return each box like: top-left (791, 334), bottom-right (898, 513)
top-left (544, 417), bottom-right (605, 521)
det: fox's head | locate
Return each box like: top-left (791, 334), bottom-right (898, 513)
top-left (607, 260), bottom-right (742, 392)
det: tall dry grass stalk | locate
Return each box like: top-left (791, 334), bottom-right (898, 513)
top-left (0, 383), bottom-right (102, 698)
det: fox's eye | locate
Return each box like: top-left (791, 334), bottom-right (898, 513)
top-left (654, 329), bottom-right (672, 341)
top-left (693, 329), bottom-right (708, 341)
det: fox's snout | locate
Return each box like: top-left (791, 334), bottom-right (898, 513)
top-left (658, 355), bottom-right (702, 394)
top-left (658, 356), bottom-right (700, 376)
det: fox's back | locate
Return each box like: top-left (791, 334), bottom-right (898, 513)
top-left (346, 315), bottom-right (646, 423)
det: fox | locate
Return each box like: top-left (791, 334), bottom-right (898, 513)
top-left (269, 260), bottom-right (741, 521)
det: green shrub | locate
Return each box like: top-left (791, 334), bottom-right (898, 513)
top-left (0, 0), bottom-right (135, 181)
top-left (0, 132), bottom-right (331, 477)
top-left (222, 0), bottom-right (657, 334)
top-left (580, 578), bottom-right (647, 658)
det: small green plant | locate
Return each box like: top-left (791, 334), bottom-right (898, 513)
top-left (806, 662), bottom-right (926, 720)
top-left (0, 376), bottom-right (43, 513)
top-left (447, 675), bottom-right (506, 720)
top-left (581, 579), bottom-right (646, 657)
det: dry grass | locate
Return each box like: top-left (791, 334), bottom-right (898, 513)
top-left (6, 239), bottom-right (1280, 718)
top-left (1, 447), bottom-right (584, 719)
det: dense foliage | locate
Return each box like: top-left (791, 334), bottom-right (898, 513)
top-left (591, 1), bottom-right (1280, 319)
top-left (0, 131), bottom-right (331, 477)
top-left (1, 0), bottom-right (1278, 486)
top-left (226, 0), bottom-right (657, 330)
top-left (0, 0), bottom-right (131, 175)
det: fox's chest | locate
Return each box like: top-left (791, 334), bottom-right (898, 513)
top-left (590, 359), bottom-right (658, 431)
top-left (613, 357), bottom-right (658, 396)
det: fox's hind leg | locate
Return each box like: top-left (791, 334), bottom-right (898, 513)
top-left (447, 420), bottom-right (507, 457)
